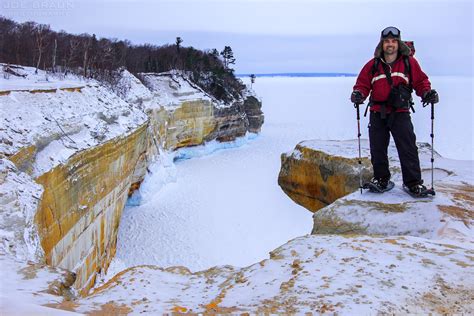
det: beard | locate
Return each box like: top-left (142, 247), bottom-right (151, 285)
top-left (384, 46), bottom-right (397, 55)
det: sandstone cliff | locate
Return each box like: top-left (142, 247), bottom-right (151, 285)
top-left (0, 65), bottom-right (263, 297)
top-left (129, 70), bottom-right (263, 150)
top-left (0, 65), bottom-right (150, 295)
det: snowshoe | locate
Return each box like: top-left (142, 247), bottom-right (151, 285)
top-left (362, 178), bottom-right (395, 193)
top-left (402, 184), bottom-right (435, 198)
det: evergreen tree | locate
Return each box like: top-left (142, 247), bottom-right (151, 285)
top-left (176, 37), bottom-right (183, 53)
top-left (220, 46), bottom-right (235, 70)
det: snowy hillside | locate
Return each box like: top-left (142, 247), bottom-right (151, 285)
top-left (140, 71), bottom-right (215, 108)
top-left (0, 64), bottom-right (148, 177)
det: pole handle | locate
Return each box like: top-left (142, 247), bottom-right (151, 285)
top-left (354, 103), bottom-right (361, 120)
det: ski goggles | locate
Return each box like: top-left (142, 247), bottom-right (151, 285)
top-left (381, 27), bottom-right (400, 39)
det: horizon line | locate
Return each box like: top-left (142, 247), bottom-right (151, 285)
top-left (236, 72), bottom-right (357, 77)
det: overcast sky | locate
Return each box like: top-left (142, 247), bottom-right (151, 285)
top-left (2, 0), bottom-right (472, 75)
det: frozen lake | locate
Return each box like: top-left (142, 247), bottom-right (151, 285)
top-left (106, 75), bottom-right (473, 277)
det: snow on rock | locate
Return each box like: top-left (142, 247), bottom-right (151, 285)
top-left (278, 139), bottom-right (473, 243)
top-left (114, 68), bottom-right (154, 109)
top-left (130, 70), bottom-right (255, 150)
top-left (242, 85), bottom-right (261, 102)
top-left (279, 139), bottom-right (452, 212)
top-left (242, 88), bottom-right (264, 133)
top-left (0, 65), bottom-right (148, 177)
top-left (0, 64), bottom-right (264, 308)
top-left (113, 70), bottom-right (263, 153)
top-left (140, 71), bottom-right (215, 109)
top-left (0, 254), bottom-right (82, 315)
top-left (71, 234), bottom-right (473, 314)
top-left (0, 158), bottom-right (43, 261)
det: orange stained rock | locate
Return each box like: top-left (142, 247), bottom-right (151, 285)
top-left (87, 302), bottom-right (133, 316)
top-left (33, 123), bottom-right (148, 294)
top-left (278, 143), bottom-right (371, 213)
top-left (9, 145), bottom-right (37, 174)
top-left (149, 100), bottom-right (217, 151)
top-left (172, 306), bottom-right (188, 313)
top-left (128, 181), bottom-right (142, 197)
top-left (60, 87), bottom-right (83, 92)
top-left (30, 88), bottom-right (57, 93)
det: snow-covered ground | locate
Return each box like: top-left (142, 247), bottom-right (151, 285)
top-left (105, 75), bottom-right (473, 281)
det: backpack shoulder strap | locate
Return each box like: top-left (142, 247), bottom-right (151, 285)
top-left (381, 62), bottom-right (393, 87)
top-left (403, 55), bottom-right (412, 86)
top-left (371, 57), bottom-right (380, 76)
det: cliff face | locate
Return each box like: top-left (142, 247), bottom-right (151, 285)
top-left (137, 72), bottom-right (261, 152)
top-left (148, 100), bottom-right (217, 150)
top-left (35, 124), bottom-right (148, 294)
top-left (0, 65), bottom-right (264, 296)
top-left (0, 68), bottom-right (150, 294)
top-left (242, 91), bottom-right (264, 133)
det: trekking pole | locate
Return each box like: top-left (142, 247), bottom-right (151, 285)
top-left (430, 102), bottom-right (435, 191)
top-left (354, 103), bottom-right (363, 194)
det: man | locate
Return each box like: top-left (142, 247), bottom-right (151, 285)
top-left (351, 26), bottom-right (439, 196)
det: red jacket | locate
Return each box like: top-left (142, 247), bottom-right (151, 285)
top-left (353, 56), bottom-right (431, 113)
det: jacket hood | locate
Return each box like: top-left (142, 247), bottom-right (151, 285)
top-left (374, 39), bottom-right (411, 58)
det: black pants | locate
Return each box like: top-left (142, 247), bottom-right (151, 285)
top-left (368, 111), bottom-right (422, 187)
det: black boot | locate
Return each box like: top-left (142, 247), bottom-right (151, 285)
top-left (363, 177), bottom-right (394, 193)
top-left (403, 183), bottom-right (435, 197)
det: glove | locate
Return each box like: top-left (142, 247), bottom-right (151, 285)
top-left (422, 89), bottom-right (439, 105)
top-left (351, 90), bottom-right (364, 104)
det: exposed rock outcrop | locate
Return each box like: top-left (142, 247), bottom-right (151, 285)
top-left (242, 91), bottom-right (264, 133)
top-left (303, 140), bottom-right (472, 240)
top-left (278, 140), bottom-right (373, 211)
top-left (35, 124), bottom-right (148, 294)
top-left (66, 220), bottom-right (474, 314)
